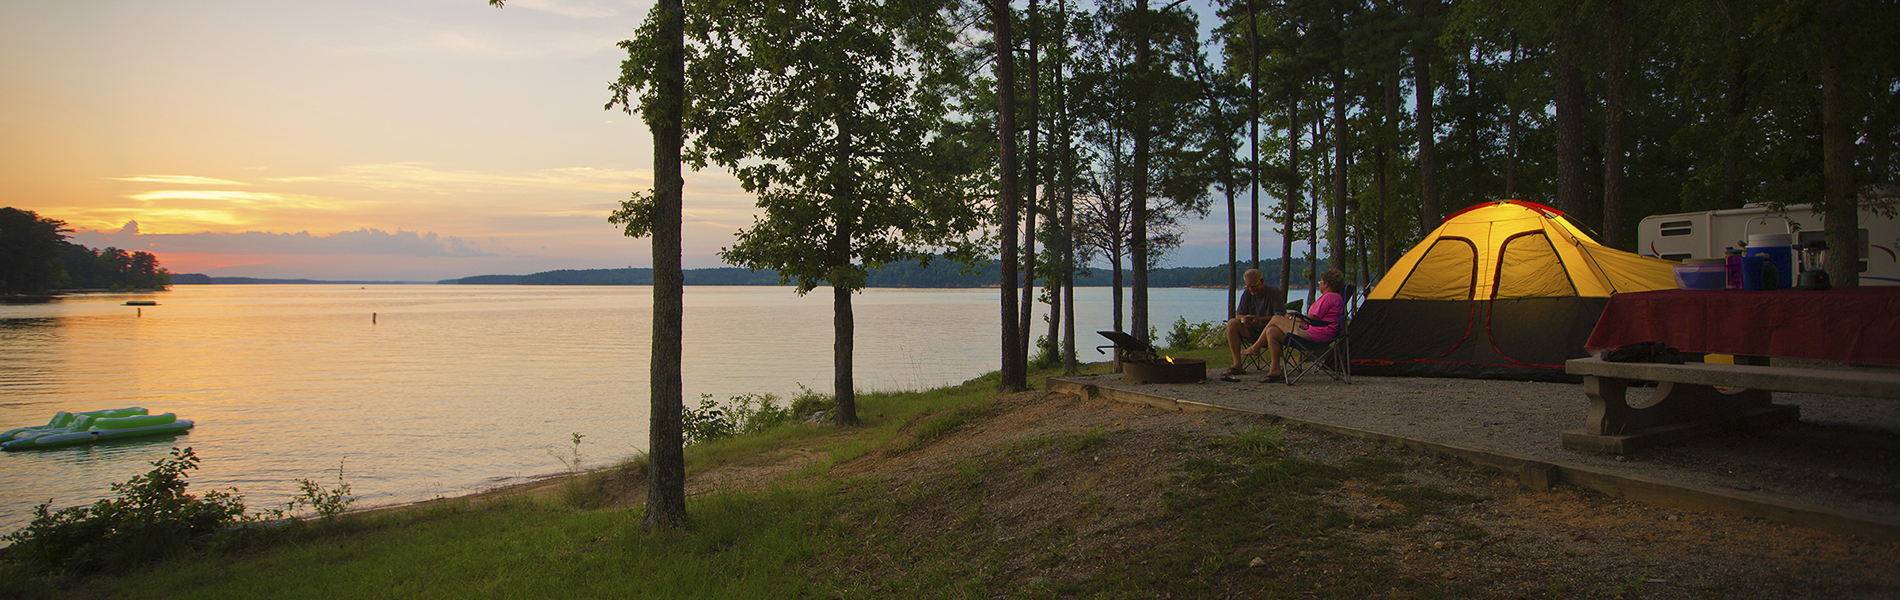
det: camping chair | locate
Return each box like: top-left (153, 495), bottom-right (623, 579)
top-left (1282, 285), bottom-right (1355, 385)
top-left (1238, 299), bottom-right (1300, 373)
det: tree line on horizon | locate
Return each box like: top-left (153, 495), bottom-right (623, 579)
top-left (491, 0), bottom-right (1899, 529)
top-left (0, 207), bottom-right (173, 293)
top-left (443, 258), bottom-right (1318, 288)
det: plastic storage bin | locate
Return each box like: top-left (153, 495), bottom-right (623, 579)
top-left (1673, 261), bottom-right (1727, 290)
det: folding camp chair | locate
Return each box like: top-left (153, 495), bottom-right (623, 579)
top-left (1237, 299), bottom-right (1300, 374)
top-left (1282, 285), bottom-right (1355, 385)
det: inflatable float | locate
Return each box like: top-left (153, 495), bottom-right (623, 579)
top-left (1, 407), bottom-right (194, 451)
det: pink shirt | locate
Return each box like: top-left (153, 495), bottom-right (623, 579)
top-left (1303, 292), bottom-right (1344, 342)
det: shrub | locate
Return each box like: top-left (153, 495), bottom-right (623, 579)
top-left (286, 459), bottom-right (356, 520)
top-left (3, 447), bottom-right (256, 573)
top-left (682, 393), bottom-right (802, 445)
top-left (1166, 317), bottom-right (1219, 350)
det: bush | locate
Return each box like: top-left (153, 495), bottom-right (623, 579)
top-left (682, 392), bottom-right (804, 445)
top-left (3, 447), bottom-right (256, 573)
top-left (1166, 317), bottom-right (1219, 350)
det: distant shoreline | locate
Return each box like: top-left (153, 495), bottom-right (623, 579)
top-left (175, 260), bottom-right (1317, 289)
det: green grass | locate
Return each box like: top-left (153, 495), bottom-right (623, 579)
top-left (5, 357), bottom-right (1544, 599)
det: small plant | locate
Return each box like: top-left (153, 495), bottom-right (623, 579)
top-left (3, 447), bottom-right (255, 573)
top-left (1030, 335), bottom-right (1061, 369)
top-left (286, 458), bottom-right (356, 520)
top-left (788, 384), bottom-right (834, 419)
top-left (1166, 317), bottom-right (1219, 350)
top-left (548, 432), bottom-right (585, 473)
top-left (1212, 427), bottom-right (1284, 460)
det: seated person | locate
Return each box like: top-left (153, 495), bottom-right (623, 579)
top-left (1220, 268), bottom-right (1283, 376)
top-left (1243, 268), bottom-right (1346, 383)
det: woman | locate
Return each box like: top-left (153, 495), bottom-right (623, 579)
top-left (1241, 269), bottom-right (1347, 383)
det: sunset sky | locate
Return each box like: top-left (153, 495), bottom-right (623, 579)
top-left (3, 0), bottom-right (1261, 281)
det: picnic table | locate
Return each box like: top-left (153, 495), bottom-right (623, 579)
top-left (1563, 287), bottom-right (1900, 453)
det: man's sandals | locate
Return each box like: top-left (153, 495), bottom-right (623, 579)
top-left (1259, 374), bottom-right (1285, 384)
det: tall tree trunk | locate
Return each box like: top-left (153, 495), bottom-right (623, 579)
top-left (1411, 0), bottom-right (1439, 228)
top-left (1281, 97), bottom-right (1299, 293)
top-left (1331, 15), bottom-right (1348, 272)
top-left (1130, 0), bottom-right (1152, 344)
top-left (1248, 0), bottom-right (1261, 269)
top-left (1217, 92), bottom-right (1237, 317)
top-left (1553, 3), bottom-right (1588, 217)
top-left (1310, 117), bottom-right (1322, 302)
top-left (1504, 34), bottom-right (1520, 198)
top-left (1820, 45), bottom-right (1859, 287)
top-left (1019, 0), bottom-right (1041, 358)
top-left (832, 278), bottom-right (857, 421)
top-left (1379, 66), bottom-right (1397, 274)
top-left (830, 106), bottom-right (860, 425)
top-left (993, 0), bottom-right (1026, 391)
top-left (643, 0), bottom-right (689, 532)
top-left (1601, 0), bottom-right (1629, 248)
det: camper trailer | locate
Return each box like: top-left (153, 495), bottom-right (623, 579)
top-left (1637, 203), bottom-right (1900, 285)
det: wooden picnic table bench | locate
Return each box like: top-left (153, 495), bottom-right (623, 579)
top-left (1561, 357), bottom-right (1900, 453)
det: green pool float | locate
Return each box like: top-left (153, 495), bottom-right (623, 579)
top-left (1, 407), bottom-right (195, 451)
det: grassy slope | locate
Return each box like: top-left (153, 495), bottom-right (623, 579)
top-left (7, 347), bottom-right (1622, 599)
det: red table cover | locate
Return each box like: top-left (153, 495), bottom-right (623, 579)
top-left (1585, 287), bottom-right (1900, 367)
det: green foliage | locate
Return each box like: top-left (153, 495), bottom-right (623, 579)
top-left (1164, 316), bottom-right (1219, 350)
top-left (2, 448), bottom-right (255, 573)
top-left (286, 459), bottom-right (357, 521)
top-left (681, 393), bottom-right (801, 446)
top-left (59, 245), bottom-right (171, 291)
top-left (1210, 426), bottom-right (1285, 460)
top-left (0, 207), bottom-right (73, 293)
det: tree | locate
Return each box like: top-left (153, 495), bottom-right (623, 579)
top-left (545, 0), bottom-right (691, 530)
top-left (993, 0), bottom-right (1029, 392)
top-left (0, 207), bottom-right (73, 293)
top-left (682, 0), bottom-right (985, 414)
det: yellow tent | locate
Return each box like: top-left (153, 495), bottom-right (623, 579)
top-left (1372, 200), bottom-right (1679, 301)
top-left (1354, 200), bottom-right (1679, 381)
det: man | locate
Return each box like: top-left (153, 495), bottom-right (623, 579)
top-left (1221, 268), bottom-right (1283, 376)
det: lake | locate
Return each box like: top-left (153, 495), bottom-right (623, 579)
top-left (0, 283), bottom-right (1271, 533)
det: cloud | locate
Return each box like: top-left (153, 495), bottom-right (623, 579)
top-left (68, 227), bottom-right (493, 258)
top-left (114, 175), bottom-right (250, 186)
top-left (498, 0), bottom-right (635, 19)
top-left (270, 163), bottom-right (651, 194)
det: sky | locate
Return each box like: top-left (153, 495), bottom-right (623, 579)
top-left (2, 0), bottom-right (1277, 281)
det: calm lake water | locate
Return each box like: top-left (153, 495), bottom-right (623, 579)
top-left (1, 284), bottom-right (1252, 533)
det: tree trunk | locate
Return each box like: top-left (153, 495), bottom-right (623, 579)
top-left (1130, 0), bottom-right (1152, 345)
top-left (831, 84), bottom-right (861, 425)
top-left (1601, 0), bottom-right (1628, 249)
top-left (1248, 0), bottom-right (1261, 269)
top-left (994, 0), bottom-right (1026, 391)
top-left (1411, 0), bottom-right (1439, 228)
top-left (643, 0), bottom-right (689, 533)
top-left (1820, 49), bottom-right (1859, 287)
top-left (1331, 18), bottom-right (1348, 272)
top-left (1553, 4), bottom-right (1588, 217)
top-left (832, 280), bottom-right (858, 423)
top-left (1281, 97), bottom-right (1299, 293)
top-left (1019, 0), bottom-right (1040, 358)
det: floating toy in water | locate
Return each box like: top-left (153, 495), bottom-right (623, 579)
top-left (1, 407), bottom-right (194, 451)
top-left (124, 301), bottom-right (157, 306)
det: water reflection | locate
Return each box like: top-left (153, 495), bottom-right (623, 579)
top-left (0, 284), bottom-right (1233, 534)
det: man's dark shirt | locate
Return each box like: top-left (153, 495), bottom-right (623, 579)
top-left (1235, 285), bottom-right (1283, 326)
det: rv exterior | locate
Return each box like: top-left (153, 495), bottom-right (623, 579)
top-left (1636, 203), bottom-right (1900, 285)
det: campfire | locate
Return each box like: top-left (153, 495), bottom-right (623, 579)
top-left (1096, 331), bottom-right (1207, 384)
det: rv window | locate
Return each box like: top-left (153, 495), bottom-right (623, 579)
top-left (1660, 253), bottom-right (1693, 261)
top-left (1659, 220), bottom-right (1693, 237)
